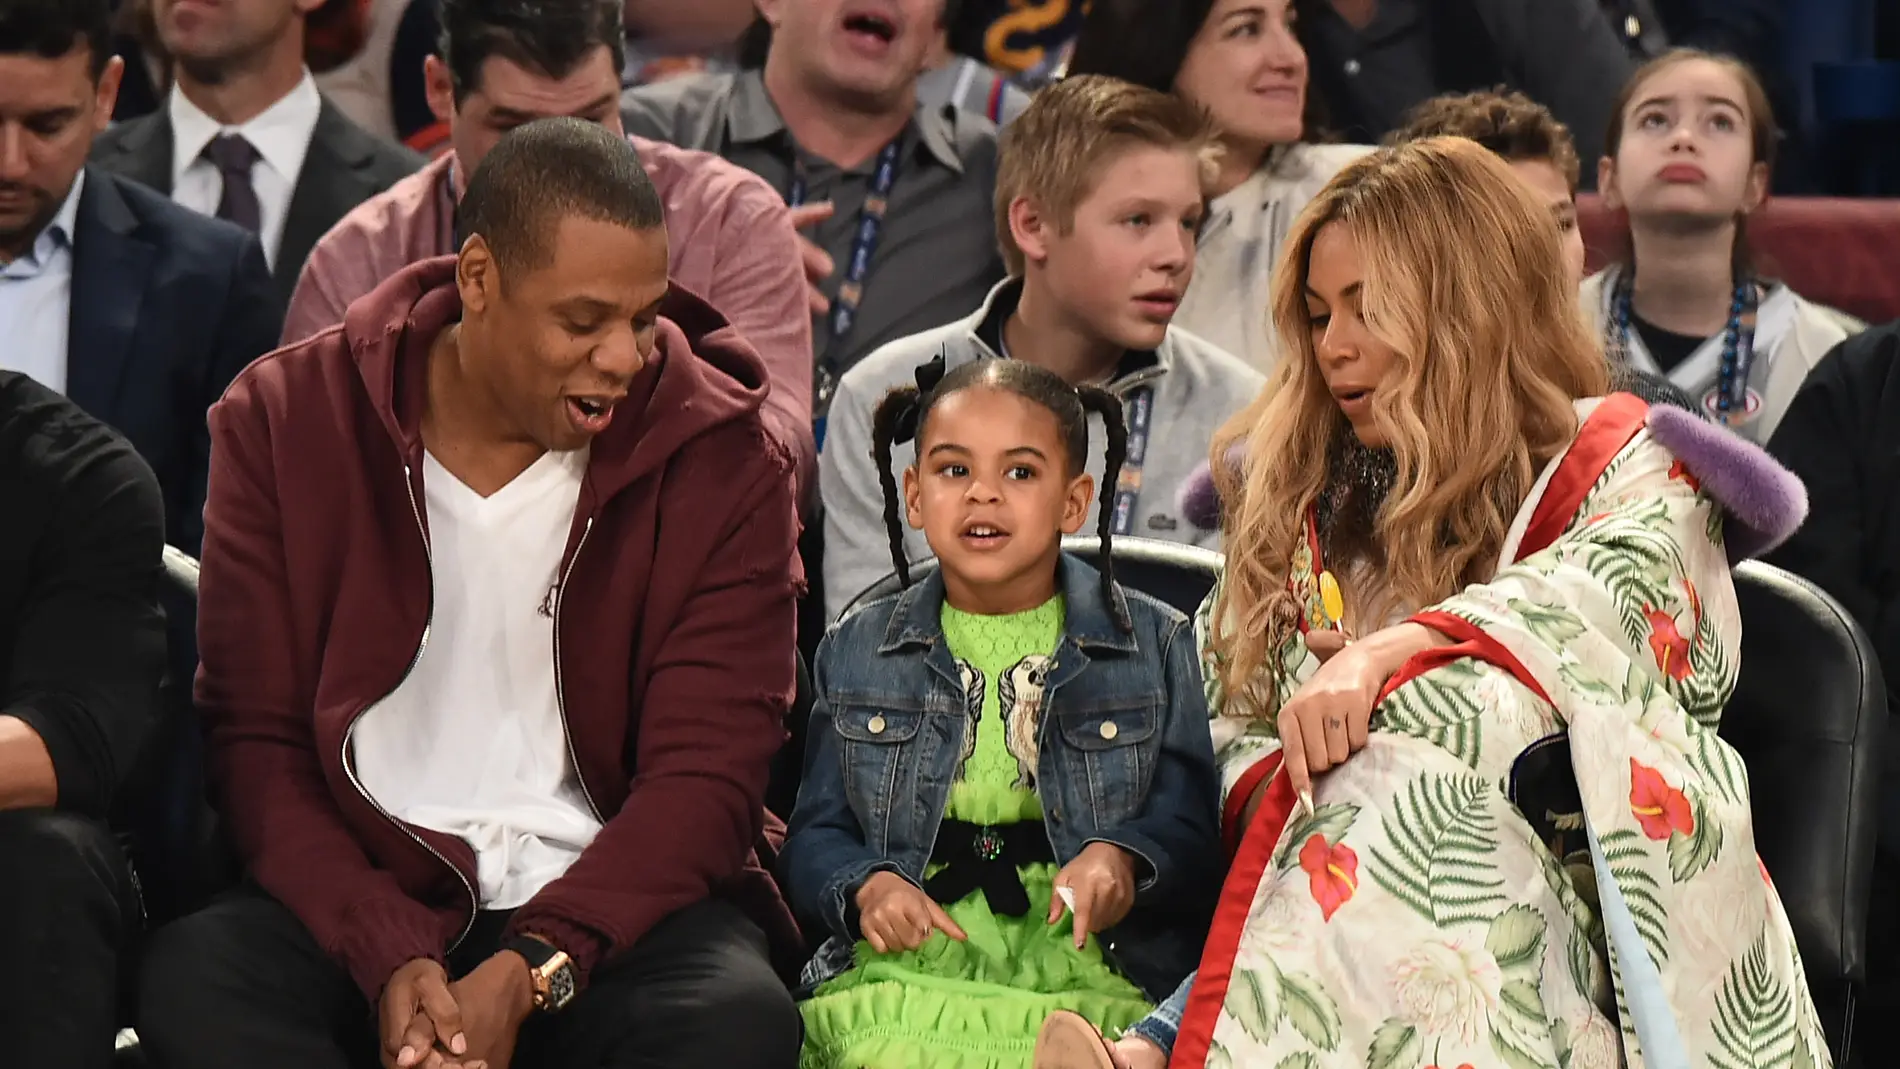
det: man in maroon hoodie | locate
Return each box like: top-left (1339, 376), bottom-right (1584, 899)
top-left (137, 117), bottom-right (802, 1069)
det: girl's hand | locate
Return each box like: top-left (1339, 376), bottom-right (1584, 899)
top-left (855, 871), bottom-right (966, 953)
top-left (1279, 622), bottom-right (1452, 795)
top-left (1050, 842), bottom-right (1138, 947)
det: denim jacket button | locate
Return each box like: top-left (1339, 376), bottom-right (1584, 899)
top-left (868, 715), bottom-right (887, 735)
top-left (1099, 720), bottom-right (1119, 741)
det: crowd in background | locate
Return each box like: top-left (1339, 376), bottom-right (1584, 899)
top-left (2, 0), bottom-right (1900, 1065)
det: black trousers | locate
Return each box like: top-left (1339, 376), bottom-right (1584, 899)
top-left (0, 809), bottom-right (141, 1069)
top-left (137, 886), bottom-right (800, 1069)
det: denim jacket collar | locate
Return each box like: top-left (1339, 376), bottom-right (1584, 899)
top-left (876, 553), bottom-right (1138, 656)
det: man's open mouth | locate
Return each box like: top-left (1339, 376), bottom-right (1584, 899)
top-left (842, 12), bottom-right (897, 43)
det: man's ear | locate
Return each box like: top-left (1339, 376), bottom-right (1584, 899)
top-left (92, 56), bottom-right (124, 134)
top-left (424, 54), bottom-right (455, 126)
top-left (457, 234), bottom-right (495, 315)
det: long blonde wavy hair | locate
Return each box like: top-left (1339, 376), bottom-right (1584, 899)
top-left (1210, 137), bottom-right (1611, 714)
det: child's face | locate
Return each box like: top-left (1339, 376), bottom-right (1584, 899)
top-left (1022, 144), bottom-right (1205, 354)
top-left (903, 387), bottom-right (1095, 613)
top-left (1506, 157), bottom-right (1585, 289)
top-left (1599, 58), bottom-right (1768, 231)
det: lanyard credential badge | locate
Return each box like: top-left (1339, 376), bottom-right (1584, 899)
top-left (789, 138), bottom-right (904, 427)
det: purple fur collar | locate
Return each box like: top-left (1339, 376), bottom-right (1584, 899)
top-left (1177, 405), bottom-right (1807, 563)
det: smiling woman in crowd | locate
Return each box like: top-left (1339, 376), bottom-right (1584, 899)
top-left (1066, 0), bottom-right (1368, 373)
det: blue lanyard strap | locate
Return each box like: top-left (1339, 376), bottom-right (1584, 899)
top-left (788, 138), bottom-right (903, 413)
top-left (1606, 270), bottom-right (1760, 426)
top-left (1109, 385), bottom-right (1156, 537)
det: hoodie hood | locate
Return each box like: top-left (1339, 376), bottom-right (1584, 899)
top-left (1176, 407), bottom-right (1807, 564)
top-left (343, 256), bottom-right (770, 503)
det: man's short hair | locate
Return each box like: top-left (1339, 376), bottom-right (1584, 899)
top-left (460, 117), bottom-right (665, 273)
top-left (439, 0), bottom-right (625, 103)
top-left (0, 0), bottom-right (112, 80)
top-left (994, 74), bottom-right (1217, 277)
top-left (1388, 89), bottom-right (1582, 193)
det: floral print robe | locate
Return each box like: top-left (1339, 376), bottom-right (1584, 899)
top-left (1174, 396), bottom-right (1830, 1069)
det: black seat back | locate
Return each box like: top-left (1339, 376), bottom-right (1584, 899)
top-left (839, 536), bottom-right (1223, 619)
top-left (111, 546), bottom-right (235, 928)
top-left (765, 651), bottom-right (815, 822)
top-left (1726, 561), bottom-right (1885, 1059)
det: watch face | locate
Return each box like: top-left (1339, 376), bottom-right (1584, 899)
top-left (546, 962), bottom-right (577, 1010)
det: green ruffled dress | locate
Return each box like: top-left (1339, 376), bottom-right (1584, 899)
top-left (798, 596), bottom-right (1153, 1069)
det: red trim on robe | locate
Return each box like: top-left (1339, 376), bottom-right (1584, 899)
top-left (1391, 611), bottom-right (1556, 707)
top-left (1174, 755), bottom-right (1299, 1069)
top-left (1516, 392), bottom-right (1650, 559)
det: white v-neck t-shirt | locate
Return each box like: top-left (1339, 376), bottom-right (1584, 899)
top-left (353, 448), bottom-right (603, 909)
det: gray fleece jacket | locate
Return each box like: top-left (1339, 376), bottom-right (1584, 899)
top-left (819, 279), bottom-right (1265, 619)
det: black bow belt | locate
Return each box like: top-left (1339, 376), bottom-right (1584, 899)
top-left (923, 819), bottom-right (1056, 917)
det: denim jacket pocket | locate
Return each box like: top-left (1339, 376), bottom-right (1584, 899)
top-left (831, 704), bottom-right (924, 843)
top-left (1050, 700), bottom-right (1162, 829)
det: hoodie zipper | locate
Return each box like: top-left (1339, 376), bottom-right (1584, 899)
top-left (338, 462), bottom-right (478, 949)
top-left (553, 517), bottom-right (603, 821)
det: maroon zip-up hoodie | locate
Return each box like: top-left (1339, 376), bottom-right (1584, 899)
top-left (197, 256), bottom-right (802, 1002)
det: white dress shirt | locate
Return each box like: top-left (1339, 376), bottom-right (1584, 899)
top-left (169, 71), bottom-right (322, 269)
top-left (0, 170), bottom-right (85, 394)
top-left (352, 448), bottom-right (604, 910)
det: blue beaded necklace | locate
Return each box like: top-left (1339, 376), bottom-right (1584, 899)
top-left (1606, 268), bottom-right (1761, 426)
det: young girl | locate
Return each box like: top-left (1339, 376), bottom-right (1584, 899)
top-left (1585, 49), bottom-right (1861, 443)
top-left (780, 357), bottom-right (1223, 1068)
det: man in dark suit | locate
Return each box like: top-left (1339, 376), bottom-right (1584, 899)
top-left (91, 0), bottom-right (421, 305)
top-left (1, 0), bottom-right (281, 555)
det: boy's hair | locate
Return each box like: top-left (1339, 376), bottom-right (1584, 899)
top-left (1387, 89), bottom-right (1581, 192)
top-left (871, 358), bottom-right (1133, 633)
top-left (995, 74), bottom-right (1217, 277)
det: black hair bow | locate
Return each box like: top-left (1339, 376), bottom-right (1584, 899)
top-left (891, 351), bottom-right (948, 445)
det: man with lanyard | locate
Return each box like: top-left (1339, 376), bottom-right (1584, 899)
top-left (814, 75), bottom-right (1264, 619)
top-left (620, 0), bottom-right (1007, 445)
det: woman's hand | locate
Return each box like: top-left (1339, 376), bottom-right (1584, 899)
top-left (1279, 622), bottom-right (1453, 795)
top-left (1050, 842), bottom-right (1139, 948)
top-left (855, 871), bottom-right (966, 953)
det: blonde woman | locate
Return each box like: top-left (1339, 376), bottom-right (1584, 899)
top-left (1035, 138), bottom-right (1824, 1069)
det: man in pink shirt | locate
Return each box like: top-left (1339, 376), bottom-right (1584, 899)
top-left (284, 0), bottom-right (815, 496)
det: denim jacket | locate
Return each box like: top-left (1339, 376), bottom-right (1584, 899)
top-left (778, 555), bottom-right (1222, 999)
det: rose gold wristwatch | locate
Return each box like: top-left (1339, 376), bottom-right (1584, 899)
top-left (507, 936), bottom-right (576, 1013)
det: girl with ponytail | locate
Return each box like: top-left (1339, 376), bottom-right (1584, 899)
top-left (779, 355), bottom-right (1224, 1069)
